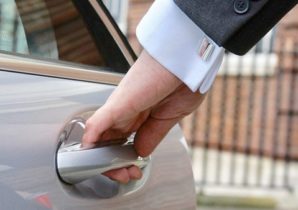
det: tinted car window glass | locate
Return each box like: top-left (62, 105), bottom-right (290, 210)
top-left (0, 0), bottom-right (130, 73)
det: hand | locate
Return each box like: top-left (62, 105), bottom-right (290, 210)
top-left (82, 50), bottom-right (205, 183)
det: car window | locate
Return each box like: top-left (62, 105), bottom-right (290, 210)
top-left (0, 0), bottom-right (130, 73)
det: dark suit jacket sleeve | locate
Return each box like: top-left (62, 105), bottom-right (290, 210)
top-left (174, 0), bottom-right (297, 55)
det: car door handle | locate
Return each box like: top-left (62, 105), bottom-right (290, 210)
top-left (57, 143), bottom-right (149, 185)
top-left (56, 118), bottom-right (150, 185)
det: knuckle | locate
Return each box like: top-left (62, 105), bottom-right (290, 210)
top-left (137, 149), bottom-right (150, 158)
top-left (85, 119), bottom-right (94, 130)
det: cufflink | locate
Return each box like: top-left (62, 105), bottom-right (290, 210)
top-left (199, 37), bottom-right (215, 61)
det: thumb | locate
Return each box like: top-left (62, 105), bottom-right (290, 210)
top-left (82, 106), bottom-right (114, 145)
top-left (134, 117), bottom-right (179, 157)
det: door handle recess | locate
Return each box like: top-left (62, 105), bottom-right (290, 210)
top-left (56, 118), bottom-right (150, 185)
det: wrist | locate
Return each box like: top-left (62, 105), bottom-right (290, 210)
top-left (107, 50), bottom-right (182, 112)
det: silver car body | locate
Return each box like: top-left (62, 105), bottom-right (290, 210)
top-left (0, 1), bottom-right (196, 209)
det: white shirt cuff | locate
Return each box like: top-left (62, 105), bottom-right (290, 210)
top-left (136, 0), bottom-right (225, 93)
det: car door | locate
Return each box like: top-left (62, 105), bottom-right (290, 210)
top-left (0, 0), bottom-right (196, 209)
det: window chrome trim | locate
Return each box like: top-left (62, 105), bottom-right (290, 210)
top-left (102, 0), bottom-right (129, 33)
top-left (0, 53), bottom-right (123, 85)
top-left (89, 0), bottom-right (135, 66)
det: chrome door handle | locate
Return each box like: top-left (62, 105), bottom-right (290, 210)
top-left (56, 117), bottom-right (150, 185)
top-left (57, 143), bottom-right (149, 184)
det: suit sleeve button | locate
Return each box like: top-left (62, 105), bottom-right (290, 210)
top-left (234, 0), bottom-right (250, 14)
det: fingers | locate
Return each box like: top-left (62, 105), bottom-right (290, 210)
top-left (151, 84), bottom-right (205, 120)
top-left (134, 117), bottom-right (179, 157)
top-left (133, 85), bottom-right (205, 157)
top-left (82, 106), bottom-right (114, 145)
top-left (102, 166), bottom-right (142, 184)
top-left (127, 165), bottom-right (143, 179)
top-left (101, 130), bottom-right (132, 141)
top-left (103, 168), bottom-right (130, 184)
